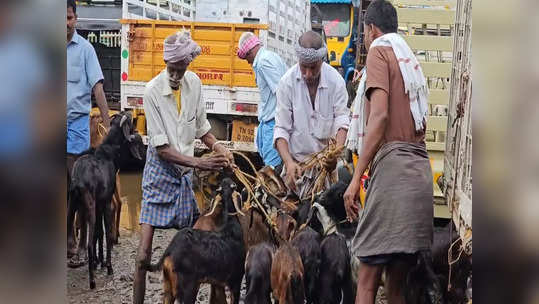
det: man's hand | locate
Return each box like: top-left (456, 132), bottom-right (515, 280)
top-left (284, 160), bottom-right (302, 192)
top-left (343, 178), bottom-right (361, 222)
top-left (195, 154), bottom-right (230, 171)
top-left (322, 156), bottom-right (338, 172)
top-left (213, 143), bottom-right (234, 166)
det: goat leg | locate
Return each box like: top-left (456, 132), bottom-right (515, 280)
top-left (178, 278), bottom-right (199, 304)
top-left (86, 196), bottom-right (96, 289)
top-left (67, 195), bottom-right (77, 258)
top-left (113, 174), bottom-right (122, 244)
top-left (95, 210), bottom-right (104, 270)
top-left (104, 199), bottom-right (115, 275)
top-left (209, 285), bottom-right (227, 304)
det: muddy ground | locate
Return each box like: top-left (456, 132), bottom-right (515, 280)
top-left (67, 227), bottom-right (387, 304)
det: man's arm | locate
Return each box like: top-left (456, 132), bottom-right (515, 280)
top-left (93, 82), bottom-right (110, 129)
top-left (273, 81), bottom-right (301, 190)
top-left (156, 144), bottom-right (228, 170)
top-left (353, 88), bottom-right (388, 178)
top-left (273, 80), bottom-right (294, 165)
top-left (333, 77), bottom-right (350, 147)
top-left (195, 81), bottom-right (233, 163)
top-left (85, 45), bottom-right (110, 129)
top-left (200, 131), bottom-right (233, 163)
top-left (275, 138), bottom-right (294, 166)
top-left (343, 88), bottom-right (388, 220)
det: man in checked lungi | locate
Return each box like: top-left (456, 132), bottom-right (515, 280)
top-left (343, 1), bottom-right (434, 303)
top-left (274, 30), bottom-right (350, 199)
top-left (132, 30), bottom-right (234, 304)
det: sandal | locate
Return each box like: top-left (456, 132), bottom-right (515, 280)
top-left (67, 253), bottom-right (88, 268)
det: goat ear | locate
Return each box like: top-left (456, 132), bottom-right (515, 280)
top-left (120, 115), bottom-right (132, 141)
top-left (287, 218), bottom-right (297, 241)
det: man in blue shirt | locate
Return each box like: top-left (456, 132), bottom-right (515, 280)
top-left (67, 0), bottom-right (110, 265)
top-left (237, 32), bottom-right (286, 170)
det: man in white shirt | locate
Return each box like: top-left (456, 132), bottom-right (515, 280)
top-left (133, 30), bottom-right (232, 304)
top-left (274, 31), bottom-right (350, 197)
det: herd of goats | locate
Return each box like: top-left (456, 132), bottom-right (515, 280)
top-left (67, 111), bottom-right (472, 304)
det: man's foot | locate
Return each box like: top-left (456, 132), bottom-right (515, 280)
top-left (67, 250), bottom-right (88, 268)
top-left (67, 247), bottom-right (78, 258)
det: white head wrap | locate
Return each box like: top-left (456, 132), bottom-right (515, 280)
top-left (163, 30), bottom-right (201, 63)
top-left (295, 43), bottom-right (328, 64)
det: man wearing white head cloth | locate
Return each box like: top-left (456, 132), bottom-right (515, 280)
top-left (274, 30), bottom-right (350, 198)
top-left (133, 30), bottom-right (233, 304)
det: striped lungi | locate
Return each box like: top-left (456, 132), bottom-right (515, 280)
top-left (140, 146), bottom-right (199, 229)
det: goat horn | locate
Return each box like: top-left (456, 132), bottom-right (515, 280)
top-left (120, 115), bottom-right (128, 127)
top-left (206, 195), bottom-right (222, 217)
top-left (232, 192), bottom-right (245, 216)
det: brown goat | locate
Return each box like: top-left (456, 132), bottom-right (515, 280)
top-left (271, 212), bottom-right (305, 304)
top-left (90, 113), bottom-right (122, 244)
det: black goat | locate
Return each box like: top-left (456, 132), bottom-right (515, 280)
top-left (67, 112), bottom-right (141, 289)
top-left (291, 226), bottom-right (321, 304)
top-left (318, 233), bottom-right (355, 304)
top-left (405, 250), bottom-right (445, 304)
top-left (147, 178), bottom-right (246, 304)
top-left (431, 223), bottom-right (471, 304)
top-left (405, 223), bottom-right (472, 304)
top-left (294, 180), bottom-right (355, 240)
top-left (245, 242), bottom-right (276, 304)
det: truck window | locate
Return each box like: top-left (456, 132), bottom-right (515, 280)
top-left (312, 4), bottom-right (351, 38)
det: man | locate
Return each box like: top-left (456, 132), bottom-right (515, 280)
top-left (237, 32), bottom-right (286, 170)
top-left (343, 1), bottom-right (433, 303)
top-left (66, 0), bottom-right (111, 266)
top-left (274, 31), bottom-right (350, 198)
top-left (133, 30), bottom-right (233, 304)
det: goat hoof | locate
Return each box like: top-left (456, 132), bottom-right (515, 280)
top-left (90, 281), bottom-right (96, 289)
top-left (107, 267), bottom-right (113, 276)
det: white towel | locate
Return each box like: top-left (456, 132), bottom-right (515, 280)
top-left (345, 33), bottom-right (429, 154)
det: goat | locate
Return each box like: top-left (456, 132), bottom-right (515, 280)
top-left (195, 174), bottom-right (277, 304)
top-left (431, 223), bottom-right (471, 304)
top-left (245, 242), bottom-right (276, 304)
top-left (405, 250), bottom-right (445, 304)
top-left (147, 178), bottom-right (246, 304)
top-left (67, 112), bottom-right (142, 289)
top-left (294, 180), bottom-right (354, 238)
top-left (404, 223), bottom-right (472, 304)
top-left (318, 233), bottom-right (355, 304)
top-left (271, 211), bottom-right (305, 304)
top-left (291, 226), bottom-right (321, 304)
top-left (90, 113), bottom-right (123, 245)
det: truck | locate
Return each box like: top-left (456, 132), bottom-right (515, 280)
top-left (311, 0), bottom-right (359, 89)
top-left (443, 0), bottom-right (472, 251)
top-left (119, 0), bottom-right (311, 154)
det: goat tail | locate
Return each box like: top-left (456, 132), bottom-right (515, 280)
top-left (144, 254), bottom-right (166, 272)
top-left (289, 271), bottom-right (305, 304)
top-left (342, 274), bottom-right (356, 304)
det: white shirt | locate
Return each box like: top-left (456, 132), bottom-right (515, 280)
top-left (273, 62), bottom-right (350, 162)
top-left (144, 69), bottom-right (211, 157)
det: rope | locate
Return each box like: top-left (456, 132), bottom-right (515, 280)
top-left (97, 123), bottom-right (108, 139)
top-left (322, 218), bottom-right (348, 237)
top-left (296, 139), bottom-right (345, 203)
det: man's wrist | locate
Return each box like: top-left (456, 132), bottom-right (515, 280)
top-left (211, 141), bottom-right (221, 151)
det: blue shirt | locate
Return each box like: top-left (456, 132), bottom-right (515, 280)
top-left (252, 48), bottom-right (287, 123)
top-left (67, 31), bottom-right (103, 154)
top-left (67, 31), bottom-right (103, 122)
